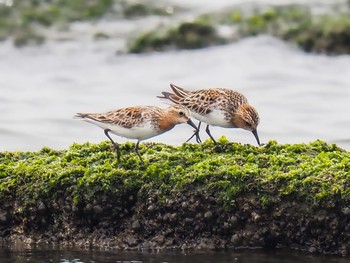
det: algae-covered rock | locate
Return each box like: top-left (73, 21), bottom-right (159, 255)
top-left (128, 4), bottom-right (350, 54)
top-left (122, 1), bottom-right (175, 17)
top-left (0, 0), bottom-right (177, 47)
top-left (0, 139), bottom-right (350, 255)
top-left (128, 21), bottom-right (225, 53)
top-left (233, 5), bottom-right (350, 54)
top-left (286, 15), bottom-right (350, 54)
top-left (13, 28), bottom-right (45, 47)
top-left (0, 0), bottom-right (114, 46)
top-left (2, 1), bottom-right (350, 54)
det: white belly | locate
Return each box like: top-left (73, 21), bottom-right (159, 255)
top-left (191, 109), bottom-right (232, 128)
top-left (82, 119), bottom-right (160, 141)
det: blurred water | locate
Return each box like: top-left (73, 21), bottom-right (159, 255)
top-left (1, 35), bottom-right (349, 151)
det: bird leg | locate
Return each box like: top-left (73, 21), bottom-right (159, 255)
top-left (104, 129), bottom-right (121, 160)
top-left (135, 141), bottom-right (144, 164)
top-left (186, 121), bottom-right (202, 143)
top-left (205, 124), bottom-right (217, 144)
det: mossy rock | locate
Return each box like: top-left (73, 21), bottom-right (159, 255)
top-left (0, 0), bottom-right (177, 47)
top-left (93, 32), bottom-right (110, 40)
top-left (122, 1), bottom-right (174, 18)
top-left (13, 29), bottom-right (45, 47)
top-left (128, 21), bottom-right (225, 53)
top-left (1, 139), bottom-right (349, 212)
top-left (229, 5), bottom-right (350, 54)
top-left (2, 1), bottom-right (350, 54)
top-left (127, 4), bottom-right (350, 55)
top-left (176, 21), bottom-right (222, 49)
top-left (285, 16), bottom-right (350, 54)
top-left (1, 139), bottom-right (350, 254)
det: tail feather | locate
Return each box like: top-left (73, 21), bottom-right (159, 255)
top-left (74, 113), bottom-right (84, 119)
top-left (157, 91), bottom-right (173, 100)
top-left (74, 113), bottom-right (92, 120)
top-left (157, 91), bottom-right (181, 104)
top-left (158, 83), bottom-right (191, 105)
top-left (169, 83), bottom-right (190, 98)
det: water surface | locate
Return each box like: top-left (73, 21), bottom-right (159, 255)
top-left (1, 36), bottom-right (349, 151)
top-left (0, 247), bottom-right (349, 263)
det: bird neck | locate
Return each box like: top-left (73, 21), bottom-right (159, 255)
top-left (158, 114), bottom-right (176, 132)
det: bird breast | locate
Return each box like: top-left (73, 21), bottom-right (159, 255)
top-left (191, 109), bottom-right (233, 128)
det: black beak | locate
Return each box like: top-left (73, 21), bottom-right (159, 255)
top-left (187, 118), bottom-right (198, 130)
top-left (252, 129), bottom-right (261, 146)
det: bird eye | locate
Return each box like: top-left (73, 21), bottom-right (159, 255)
top-left (179, 111), bottom-right (185, 116)
top-left (245, 121), bottom-right (251, 127)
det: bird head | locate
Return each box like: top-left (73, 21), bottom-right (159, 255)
top-left (234, 104), bottom-right (261, 145)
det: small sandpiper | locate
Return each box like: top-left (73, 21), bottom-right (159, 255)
top-left (158, 83), bottom-right (261, 145)
top-left (75, 104), bottom-right (198, 163)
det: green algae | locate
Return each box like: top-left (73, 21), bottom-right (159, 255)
top-left (230, 5), bottom-right (350, 54)
top-left (0, 0), bottom-right (114, 46)
top-left (0, 0), bottom-right (176, 47)
top-left (2, 1), bottom-right (350, 54)
top-left (128, 20), bottom-right (225, 53)
top-left (1, 139), bottom-right (349, 217)
top-left (127, 4), bottom-right (350, 54)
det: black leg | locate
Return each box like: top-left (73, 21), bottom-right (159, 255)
top-left (186, 121), bottom-right (202, 143)
top-left (205, 124), bottom-right (217, 144)
top-left (104, 129), bottom-right (121, 160)
top-left (135, 141), bottom-right (144, 164)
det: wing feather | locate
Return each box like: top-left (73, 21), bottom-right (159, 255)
top-left (78, 106), bottom-right (161, 129)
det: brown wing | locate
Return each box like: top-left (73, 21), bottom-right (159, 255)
top-left (81, 106), bottom-right (161, 128)
top-left (179, 89), bottom-right (218, 115)
top-left (176, 88), bottom-right (248, 115)
top-left (222, 89), bottom-right (248, 112)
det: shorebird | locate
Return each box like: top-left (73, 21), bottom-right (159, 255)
top-left (158, 83), bottom-right (261, 145)
top-left (74, 105), bottom-right (198, 163)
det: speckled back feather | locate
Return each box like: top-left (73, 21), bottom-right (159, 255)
top-left (167, 84), bottom-right (248, 116)
top-left (76, 106), bottom-right (164, 129)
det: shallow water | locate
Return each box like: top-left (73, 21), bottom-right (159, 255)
top-left (0, 247), bottom-right (349, 263)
